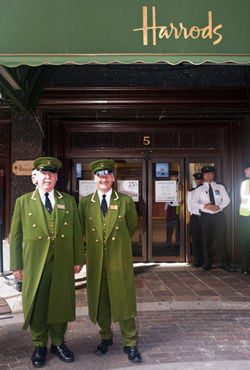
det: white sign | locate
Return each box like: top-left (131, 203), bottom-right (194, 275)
top-left (117, 180), bottom-right (139, 202)
top-left (79, 180), bottom-right (96, 199)
top-left (155, 180), bottom-right (177, 203)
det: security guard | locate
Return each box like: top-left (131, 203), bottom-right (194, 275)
top-left (10, 157), bottom-right (84, 368)
top-left (187, 172), bottom-right (204, 267)
top-left (191, 165), bottom-right (233, 272)
top-left (239, 162), bottom-right (250, 274)
top-left (78, 159), bottom-right (142, 363)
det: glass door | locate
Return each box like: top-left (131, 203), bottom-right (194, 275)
top-left (148, 158), bottom-right (185, 261)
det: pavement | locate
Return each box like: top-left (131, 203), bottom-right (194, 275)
top-left (2, 263), bottom-right (250, 369)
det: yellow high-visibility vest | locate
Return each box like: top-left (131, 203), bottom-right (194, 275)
top-left (240, 179), bottom-right (250, 216)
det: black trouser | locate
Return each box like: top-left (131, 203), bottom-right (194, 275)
top-left (190, 214), bottom-right (203, 266)
top-left (200, 212), bottom-right (228, 268)
top-left (166, 217), bottom-right (180, 245)
top-left (239, 215), bottom-right (250, 271)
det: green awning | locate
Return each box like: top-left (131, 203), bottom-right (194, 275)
top-left (0, 0), bottom-right (249, 67)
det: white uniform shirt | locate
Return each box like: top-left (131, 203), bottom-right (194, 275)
top-left (187, 188), bottom-right (200, 216)
top-left (191, 181), bottom-right (230, 214)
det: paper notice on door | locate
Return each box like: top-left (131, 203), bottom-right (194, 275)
top-left (155, 180), bottom-right (177, 202)
top-left (117, 180), bottom-right (139, 202)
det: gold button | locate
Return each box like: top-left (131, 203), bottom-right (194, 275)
top-left (92, 228), bottom-right (95, 231)
top-left (61, 234), bottom-right (65, 238)
top-left (103, 223), bottom-right (106, 227)
top-left (38, 236), bottom-right (42, 240)
top-left (66, 211), bottom-right (69, 214)
top-left (64, 222), bottom-right (68, 226)
top-left (96, 239), bottom-right (99, 243)
top-left (48, 236), bottom-right (51, 240)
top-left (28, 212), bottom-right (32, 216)
top-left (51, 237), bottom-right (55, 241)
top-left (115, 226), bottom-right (119, 230)
top-left (118, 215), bottom-right (122, 218)
top-left (89, 217), bottom-right (92, 220)
top-left (51, 231), bottom-right (54, 234)
top-left (32, 224), bottom-right (37, 228)
top-left (50, 224), bottom-right (54, 228)
top-left (112, 237), bottom-right (115, 241)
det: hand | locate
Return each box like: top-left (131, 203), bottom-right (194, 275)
top-left (13, 269), bottom-right (23, 281)
top-left (204, 203), bottom-right (220, 212)
top-left (74, 265), bottom-right (82, 274)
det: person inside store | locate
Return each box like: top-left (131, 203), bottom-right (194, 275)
top-left (187, 172), bottom-right (204, 267)
top-left (78, 158), bottom-right (142, 363)
top-left (10, 156), bottom-right (84, 368)
top-left (239, 162), bottom-right (250, 274)
top-left (164, 170), bottom-right (181, 247)
top-left (191, 165), bottom-right (233, 272)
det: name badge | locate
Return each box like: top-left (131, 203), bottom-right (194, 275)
top-left (57, 204), bottom-right (65, 210)
top-left (110, 205), bottom-right (118, 210)
top-left (215, 190), bottom-right (220, 195)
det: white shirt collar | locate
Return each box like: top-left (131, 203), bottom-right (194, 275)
top-left (97, 188), bottom-right (112, 207)
top-left (38, 188), bottom-right (55, 207)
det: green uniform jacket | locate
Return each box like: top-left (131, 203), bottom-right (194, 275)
top-left (78, 190), bottom-right (138, 323)
top-left (10, 189), bottom-right (84, 329)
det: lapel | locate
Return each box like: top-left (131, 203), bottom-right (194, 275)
top-left (54, 190), bottom-right (65, 236)
top-left (30, 189), bottom-right (49, 235)
top-left (105, 190), bottom-right (120, 241)
top-left (90, 191), bottom-right (103, 241)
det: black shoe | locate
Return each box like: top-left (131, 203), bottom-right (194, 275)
top-left (193, 263), bottom-right (202, 268)
top-left (31, 347), bottom-right (47, 368)
top-left (95, 339), bottom-right (113, 355)
top-left (50, 343), bottom-right (74, 363)
top-left (202, 265), bottom-right (212, 271)
top-left (123, 346), bottom-right (142, 362)
top-left (242, 270), bottom-right (249, 275)
top-left (221, 265), bottom-right (234, 272)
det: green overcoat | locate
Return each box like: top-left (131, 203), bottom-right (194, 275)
top-left (10, 189), bottom-right (84, 329)
top-left (78, 190), bottom-right (138, 323)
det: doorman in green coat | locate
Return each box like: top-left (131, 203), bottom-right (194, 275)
top-left (10, 157), bottom-right (84, 368)
top-left (78, 159), bottom-right (142, 363)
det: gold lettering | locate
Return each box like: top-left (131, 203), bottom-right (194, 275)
top-left (202, 11), bottom-right (213, 40)
top-left (152, 6), bottom-right (157, 46)
top-left (213, 24), bottom-right (223, 45)
top-left (142, 6), bottom-right (148, 46)
top-left (188, 26), bottom-right (201, 39)
top-left (133, 7), bottom-right (223, 46)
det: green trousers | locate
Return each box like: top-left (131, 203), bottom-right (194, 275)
top-left (30, 253), bottom-right (67, 346)
top-left (97, 276), bottom-right (137, 346)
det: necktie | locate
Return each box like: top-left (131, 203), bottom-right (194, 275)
top-left (101, 194), bottom-right (108, 216)
top-left (208, 184), bottom-right (215, 205)
top-left (45, 192), bottom-right (53, 214)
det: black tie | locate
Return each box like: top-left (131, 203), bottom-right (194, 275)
top-left (101, 194), bottom-right (108, 216)
top-left (208, 184), bottom-right (215, 205)
top-left (45, 192), bottom-right (53, 214)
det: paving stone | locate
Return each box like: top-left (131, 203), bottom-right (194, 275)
top-left (2, 265), bottom-right (250, 368)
